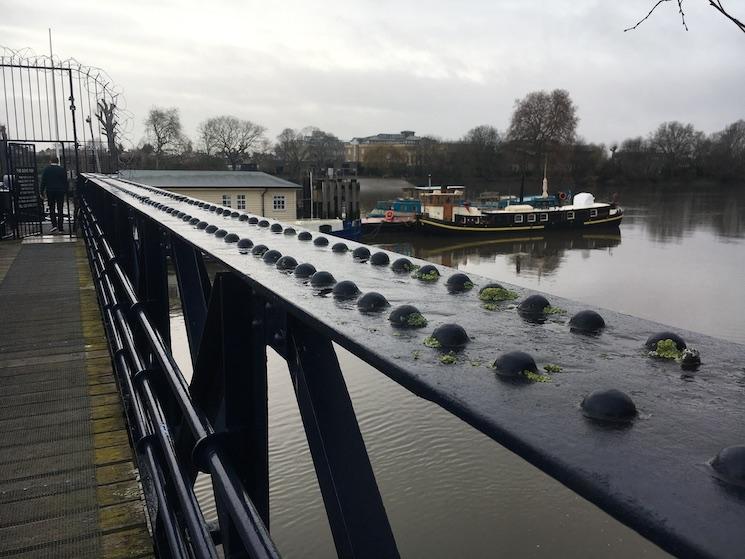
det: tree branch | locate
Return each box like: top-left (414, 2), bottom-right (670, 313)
top-left (709, 0), bottom-right (745, 33)
top-left (626, 0), bottom-right (744, 34)
top-left (624, 0), bottom-right (671, 32)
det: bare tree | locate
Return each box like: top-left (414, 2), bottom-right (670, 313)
top-left (363, 144), bottom-right (409, 177)
top-left (708, 120), bottom-right (745, 179)
top-left (198, 116), bottom-right (266, 170)
top-left (301, 127), bottom-right (345, 171)
top-left (96, 98), bottom-right (120, 172)
top-left (462, 125), bottom-right (501, 178)
top-left (507, 89), bottom-right (578, 174)
top-left (649, 121), bottom-right (700, 176)
top-left (144, 107), bottom-right (183, 169)
top-left (275, 128), bottom-right (307, 178)
top-left (625, 0), bottom-right (744, 34)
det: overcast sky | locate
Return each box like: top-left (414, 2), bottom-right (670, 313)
top-left (2, 0), bottom-right (743, 148)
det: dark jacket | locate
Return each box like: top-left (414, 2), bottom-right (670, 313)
top-left (40, 164), bottom-right (69, 194)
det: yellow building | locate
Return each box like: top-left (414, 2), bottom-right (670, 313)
top-left (120, 170), bottom-right (301, 220)
top-left (345, 130), bottom-right (420, 166)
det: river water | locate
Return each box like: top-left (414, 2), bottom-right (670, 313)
top-left (170, 183), bottom-right (744, 558)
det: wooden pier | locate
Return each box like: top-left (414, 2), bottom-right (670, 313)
top-left (0, 238), bottom-right (153, 558)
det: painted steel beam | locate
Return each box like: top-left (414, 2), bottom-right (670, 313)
top-left (85, 174), bottom-right (745, 559)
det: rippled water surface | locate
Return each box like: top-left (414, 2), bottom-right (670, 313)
top-left (170, 183), bottom-right (744, 558)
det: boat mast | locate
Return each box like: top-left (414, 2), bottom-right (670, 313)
top-left (542, 154), bottom-right (549, 198)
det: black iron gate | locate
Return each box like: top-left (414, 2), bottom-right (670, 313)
top-left (1, 49), bottom-right (125, 239)
top-left (5, 142), bottom-right (42, 237)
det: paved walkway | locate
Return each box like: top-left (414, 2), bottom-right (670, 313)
top-left (0, 238), bottom-right (153, 558)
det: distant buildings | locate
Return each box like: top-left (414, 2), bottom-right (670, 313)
top-left (120, 170), bottom-right (302, 220)
top-left (345, 130), bottom-right (422, 167)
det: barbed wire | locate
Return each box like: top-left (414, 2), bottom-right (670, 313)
top-left (0, 45), bottom-right (134, 151)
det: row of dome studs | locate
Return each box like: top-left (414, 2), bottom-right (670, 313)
top-left (125, 183), bottom-right (741, 483)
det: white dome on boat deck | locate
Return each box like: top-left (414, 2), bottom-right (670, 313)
top-left (573, 192), bottom-right (595, 208)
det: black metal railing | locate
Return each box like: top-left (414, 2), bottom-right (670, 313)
top-left (80, 173), bottom-right (745, 559)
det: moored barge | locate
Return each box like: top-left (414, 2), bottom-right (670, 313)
top-left (418, 189), bottom-right (622, 234)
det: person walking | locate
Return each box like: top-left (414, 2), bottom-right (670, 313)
top-left (40, 156), bottom-right (69, 233)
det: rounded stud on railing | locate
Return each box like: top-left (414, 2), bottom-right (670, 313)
top-left (182, 214), bottom-right (192, 222)
top-left (251, 244), bottom-right (269, 256)
top-left (413, 264), bottom-right (440, 282)
top-left (224, 233), bottom-right (239, 243)
top-left (294, 263), bottom-right (317, 278)
top-left (517, 295), bottom-right (550, 323)
top-left (370, 252), bottom-right (390, 266)
top-left (249, 217), bottom-right (259, 224)
top-left (581, 389), bottom-right (637, 423)
top-left (176, 211), bottom-right (185, 218)
top-left (230, 211), bottom-right (240, 218)
top-left (258, 219), bottom-right (270, 228)
top-left (430, 323), bottom-right (469, 350)
top-left (284, 227), bottom-right (296, 236)
top-left (216, 208), bottom-right (224, 215)
top-left (710, 445), bottom-right (745, 486)
top-left (391, 257), bottom-right (414, 273)
top-left (205, 225), bottom-right (218, 234)
top-left (166, 207), bottom-right (175, 214)
top-left (298, 231), bottom-right (313, 241)
top-left (196, 220), bottom-right (208, 230)
top-left (446, 273), bottom-right (473, 293)
top-left (389, 305), bottom-right (427, 328)
top-left (332, 280), bottom-right (361, 300)
top-left (518, 294), bottom-right (550, 314)
top-left (310, 271), bottom-right (336, 287)
top-left (357, 292), bottom-right (390, 313)
top-left (270, 223), bottom-right (283, 233)
top-left (276, 255), bottom-right (298, 271)
top-left (263, 249), bottom-right (282, 264)
top-left (493, 350), bottom-right (538, 380)
top-left (313, 236), bottom-right (329, 247)
top-left (237, 238), bottom-right (253, 253)
top-left (332, 242), bottom-right (349, 253)
top-left (209, 205), bottom-right (217, 212)
top-left (214, 229), bottom-right (228, 238)
top-left (352, 247), bottom-right (371, 261)
top-left (645, 332), bottom-right (686, 351)
top-left (569, 310), bottom-right (606, 334)
top-left (239, 214), bottom-right (249, 222)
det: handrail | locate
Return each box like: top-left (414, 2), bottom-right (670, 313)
top-left (80, 198), bottom-right (278, 558)
top-left (80, 173), bottom-right (745, 559)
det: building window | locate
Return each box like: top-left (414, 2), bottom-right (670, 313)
top-left (237, 194), bottom-right (246, 210)
top-left (590, 209), bottom-right (598, 217)
top-left (273, 195), bottom-right (286, 211)
top-left (540, 213), bottom-right (548, 222)
top-left (567, 211), bottom-right (575, 220)
top-left (514, 214), bottom-right (524, 224)
top-left (222, 194), bottom-right (232, 208)
top-left (527, 214), bottom-right (536, 223)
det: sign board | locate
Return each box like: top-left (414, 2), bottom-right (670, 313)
top-left (6, 143), bottom-right (42, 236)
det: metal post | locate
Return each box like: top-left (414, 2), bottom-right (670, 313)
top-left (189, 273), bottom-right (270, 534)
top-left (286, 317), bottom-right (399, 559)
top-left (170, 236), bottom-right (211, 365)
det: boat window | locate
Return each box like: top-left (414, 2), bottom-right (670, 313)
top-left (540, 213), bottom-right (548, 222)
top-left (527, 214), bottom-right (536, 223)
top-left (514, 214), bottom-right (524, 224)
top-left (567, 211), bottom-right (575, 220)
top-left (590, 209), bottom-right (598, 217)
